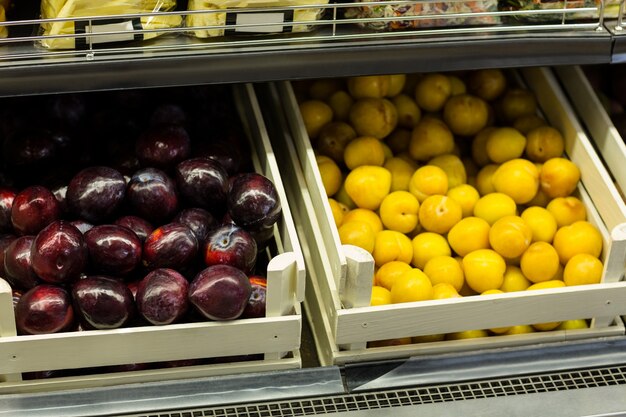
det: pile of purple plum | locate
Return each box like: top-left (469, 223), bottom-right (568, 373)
top-left (0, 86), bottom-right (278, 337)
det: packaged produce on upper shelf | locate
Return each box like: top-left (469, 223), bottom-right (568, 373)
top-left (186, 0), bottom-right (327, 38)
top-left (39, 0), bottom-right (182, 49)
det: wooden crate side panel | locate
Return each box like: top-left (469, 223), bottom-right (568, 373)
top-left (522, 67), bottom-right (626, 231)
top-left (0, 316), bottom-right (301, 375)
top-left (330, 320), bottom-right (624, 365)
top-left (334, 283), bottom-right (626, 344)
top-left (302, 257), bottom-right (342, 367)
top-left (0, 353), bottom-right (302, 395)
top-left (555, 65), bottom-right (626, 196)
top-left (264, 83), bottom-right (344, 316)
top-left (235, 84), bottom-right (306, 302)
top-left (276, 81), bottom-right (346, 293)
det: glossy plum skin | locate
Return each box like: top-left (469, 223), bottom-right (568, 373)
top-left (136, 268), bottom-right (189, 325)
top-left (11, 185), bottom-right (60, 235)
top-left (114, 216), bottom-right (154, 243)
top-left (84, 225), bottom-right (142, 276)
top-left (136, 125), bottom-right (191, 169)
top-left (0, 188), bottom-right (16, 231)
top-left (31, 221), bottom-right (88, 284)
top-left (142, 223), bottom-right (198, 271)
top-left (174, 208), bottom-right (217, 244)
top-left (127, 168), bottom-right (179, 225)
top-left (0, 234), bottom-right (17, 281)
top-left (15, 284), bottom-right (74, 335)
top-left (175, 158), bottom-right (229, 214)
top-left (241, 276), bottom-right (267, 319)
top-left (227, 173), bottom-right (281, 235)
top-left (188, 265), bottom-right (251, 321)
top-left (72, 276), bottom-right (135, 330)
top-left (204, 224), bottom-right (257, 274)
top-left (195, 141), bottom-right (242, 176)
top-left (4, 236), bottom-right (39, 290)
top-left (66, 166), bottom-right (126, 223)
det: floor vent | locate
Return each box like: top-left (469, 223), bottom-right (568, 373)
top-left (123, 365), bottom-right (626, 417)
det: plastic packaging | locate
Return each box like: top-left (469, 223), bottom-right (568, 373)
top-left (345, 0), bottom-right (500, 30)
top-left (39, 0), bottom-right (182, 49)
top-left (0, 5), bottom-right (7, 38)
top-left (498, 0), bottom-right (620, 22)
top-left (186, 0), bottom-right (326, 38)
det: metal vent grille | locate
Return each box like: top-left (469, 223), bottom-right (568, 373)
top-left (124, 365), bottom-right (626, 417)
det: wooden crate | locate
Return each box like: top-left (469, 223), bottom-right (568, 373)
top-left (268, 67), bottom-right (626, 366)
top-left (554, 65), bottom-right (626, 201)
top-left (0, 84), bottom-right (305, 394)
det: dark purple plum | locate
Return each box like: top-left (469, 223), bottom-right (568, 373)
top-left (227, 173), bottom-right (281, 234)
top-left (174, 208), bottom-right (217, 244)
top-left (136, 268), bottom-right (189, 325)
top-left (204, 224), bottom-right (257, 274)
top-left (149, 104), bottom-right (187, 127)
top-left (66, 166), bottom-right (126, 223)
top-left (0, 233), bottom-right (17, 280)
top-left (114, 215), bottom-right (154, 243)
top-left (70, 219), bottom-right (94, 234)
top-left (31, 221), bottom-right (88, 284)
top-left (136, 124), bottom-right (191, 169)
top-left (195, 141), bottom-right (242, 176)
top-left (84, 225), bottom-right (142, 276)
top-left (247, 226), bottom-right (276, 250)
top-left (155, 359), bottom-right (203, 369)
top-left (3, 129), bottom-right (59, 185)
top-left (142, 223), bottom-right (198, 270)
top-left (106, 363), bottom-right (151, 373)
top-left (15, 284), bottom-right (74, 335)
top-left (189, 265), bottom-right (251, 321)
top-left (72, 276), bottom-right (135, 330)
top-left (241, 276), bottom-right (267, 319)
top-left (126, 168), bottom-right (179, 224)
top-left (175, 158), bottom-right (229, 214)
top-left (11, 186), bottom-right (60, 236)
top-left (47, 94), bottom-right (87, 132)
top-left (4, 236), bottom-right (39, 290)
top-left (0, 188), bottom-right (16, 231)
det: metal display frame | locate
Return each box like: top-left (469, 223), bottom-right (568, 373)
top-left (0, 0), bottom-right (626, 416)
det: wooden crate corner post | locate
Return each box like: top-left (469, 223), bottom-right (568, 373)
top-left (265, 252), bottom-right (302, 360)
top-left (339, 244), bottom-right (374, 351)
top-left (0, 278), bottom-right (21, 382)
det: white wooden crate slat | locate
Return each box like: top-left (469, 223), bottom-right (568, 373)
top-left (276, 81), bottom-right (347, 296)
top-left (554, 65), bottom-right (626, 197)
top-left (335, 283), bottom-right (626, 344)
top-left (522, 67), bottom-right (626, 232)
top-left (0, 315), bottom-right (301, 375)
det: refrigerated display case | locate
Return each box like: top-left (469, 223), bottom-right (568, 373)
top-left (0, 1), bottom-right (626, 416)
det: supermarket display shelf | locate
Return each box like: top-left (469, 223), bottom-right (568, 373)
top-left (606, 21), bottom-right (626, 63)
top-left (3, 337), bottom-right (626, 416)
top-left (0, 26), bottom-right (613, 97)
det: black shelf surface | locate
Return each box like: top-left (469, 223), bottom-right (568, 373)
top-left (0, 26), bottom-right (613, 97)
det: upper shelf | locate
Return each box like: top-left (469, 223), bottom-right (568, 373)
top-left (0, 1), bottom-right (618, 96)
